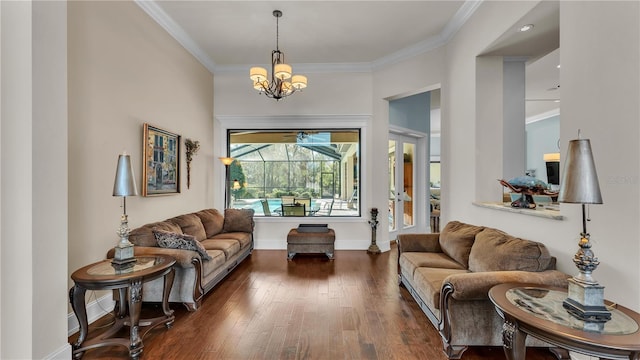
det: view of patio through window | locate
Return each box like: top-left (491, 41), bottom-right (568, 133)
top-left (227, 129), bottom-right (360, 217)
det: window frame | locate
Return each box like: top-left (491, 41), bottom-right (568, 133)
top-left (225, 128), bottom-right (362, 217)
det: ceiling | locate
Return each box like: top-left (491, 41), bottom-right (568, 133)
top-left (138, 1), bottom-right (559, 119)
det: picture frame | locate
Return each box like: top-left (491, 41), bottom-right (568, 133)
top-left (142, 123), bottom-right (181, 196)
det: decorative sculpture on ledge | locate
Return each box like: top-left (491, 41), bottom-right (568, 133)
top-left (185, 138), bottom-right (200, 189)
top-left (367, 207), bottom-right (381, 254)
top-left (499, 176), bottom-right (558, 209)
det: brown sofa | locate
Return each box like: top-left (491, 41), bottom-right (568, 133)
top-left (398, 221), bottom-right (569, 359)
top-left (108, 208), bottom-right (254, 311)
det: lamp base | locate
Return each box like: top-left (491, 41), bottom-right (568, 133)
top-left (563, 277), bottom-right (611, 322)
top-left (367, 244), bottom-right (381, 254)
top-left (112, 242), bottom-right (136, 266)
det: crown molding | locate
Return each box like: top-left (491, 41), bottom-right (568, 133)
top-left (526, 108), bottom-right (560, 124)
top-left (138, 0), bottom-right (482, 75)
top-left (441, 0), bottom-right (484, 42)
top-left (135, 0), bottom-right (217, 73)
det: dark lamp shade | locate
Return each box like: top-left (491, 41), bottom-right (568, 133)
top-left (113, 154), bottom-right (139, 197)
top-left (558, 139), bottom-right (602, 204)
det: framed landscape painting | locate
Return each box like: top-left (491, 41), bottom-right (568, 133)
top-left (142, 123), bottom-right (181, 196)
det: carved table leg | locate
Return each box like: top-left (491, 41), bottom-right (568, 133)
top-left (115, 288), bottom-right (127, 318)
top-left (128, 278), bottom-right (144, 359)
top-left (70, 285), bottom-right (88, 359)
top-left (502, 315), bottom-right (527, 360)
top-left (162, 268), bottom-right (175, 328)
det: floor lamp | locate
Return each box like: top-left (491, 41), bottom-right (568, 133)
top-left (219, 157), bottom-right (234, 208)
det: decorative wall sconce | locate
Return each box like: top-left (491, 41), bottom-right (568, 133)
top-left (185, 138), bottom-right (200, 189)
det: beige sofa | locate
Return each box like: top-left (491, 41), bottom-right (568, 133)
top-left (108, 208), bottom-right (254, 311)
top-left (398, 221), bottom-right (569, 359)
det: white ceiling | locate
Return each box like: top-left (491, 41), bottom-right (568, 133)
top-left (138, 1), bottom-right (479, 71)
top-left (139, 0), bottom-right (559, 119)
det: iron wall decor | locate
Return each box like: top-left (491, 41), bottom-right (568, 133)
top-left (142, 123), bottom-right (180, 196)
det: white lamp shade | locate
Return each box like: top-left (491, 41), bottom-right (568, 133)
top-left (250, 67), bottom-right (267, 82)
top-left (113, 154), bottom-right (138, 197)
top-left (274, 63), bottom-right (292, 80)
top-left (291, 75), bottom-right (307, 89)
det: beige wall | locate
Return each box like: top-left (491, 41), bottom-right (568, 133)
top-left (3, 1), bottom-right (638, 357)
top-left (67, 0), bottom-right (213, 297)
top-left (444, 0), bottom-right (640, 311)
top-left (214, 71), bottom-right (376, 250)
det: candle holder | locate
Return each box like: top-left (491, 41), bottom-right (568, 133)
top-left (367, 208), bottom-right (381, 254)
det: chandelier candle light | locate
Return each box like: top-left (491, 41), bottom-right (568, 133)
top-left (250, 10), bottom-right (307, 100)
top-left (112, 152), bottom-right (139, 267)
top-left (558, 134), bottom-right (610, 322)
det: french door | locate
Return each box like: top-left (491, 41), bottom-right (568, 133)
top-left (388, 134), bottom-right (418, 239)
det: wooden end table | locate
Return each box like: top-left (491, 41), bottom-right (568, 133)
top-left (70, 255), bottom-right (176, 359)
top-left (489, 283), bottom-right (640, 360)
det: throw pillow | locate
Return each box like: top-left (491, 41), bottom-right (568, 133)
top-left (166, 213), bottom-right (207, 241)
top-left (195, 209), bottom-right (225, 238)
top-left (438, 221), bottom-right (485, 268)
top-left (223, 208), bottom-right (255, 233)
top-left (153, 229), bottom-right (212, 260)
top-left (468, 227), bottom-right (552, 273)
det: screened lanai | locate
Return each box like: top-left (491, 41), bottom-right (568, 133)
top-left (226, 129), bottom-right (360, 217)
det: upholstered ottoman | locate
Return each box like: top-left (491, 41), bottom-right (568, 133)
top-left (287, 228), bottom-right (335, 260)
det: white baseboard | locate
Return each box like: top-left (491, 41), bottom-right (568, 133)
top-left (67, 292), bottom-right (115, 336)
top-left (570, 352), bottom-right (597, 360)
top-left (44, 343), bottom-right (72, 360)
top-left (255, 238), bottom-right (377, 250)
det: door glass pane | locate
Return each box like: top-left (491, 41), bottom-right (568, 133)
top-left (388, 140), bottom-right (396, 231)
top-left (403, 143), bottom-right (414, 227)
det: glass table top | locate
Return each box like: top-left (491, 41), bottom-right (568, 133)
top-left (507, 287), bottom-right (639, 335)
top-left (87, 256), bottom-right (164, 276)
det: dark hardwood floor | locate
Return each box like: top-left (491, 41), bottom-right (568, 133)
top-left (69, 245), bottom-right (558, 359)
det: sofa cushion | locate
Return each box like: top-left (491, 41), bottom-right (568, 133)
top-left (200, 238), bottom-right (241, 259)
top-left (129, 221), bottom-right (183, 247)
top-left (223, 208), bottom-right (255, 233)
top-left (400, 252), bottom-right (466, 282)
top-left (468, 227), bottom-right (553, 272)
top-left (153, 229), bottom-right (212, 260)
top-left (211, 232), bottom-right (252, 249)
top-left (168, 213), bottom-right (207, 241)
top-left (413, 267), bottom-right (469, 310)
top-left (195, 209), bottom-right (225, 238)
top-left (439, 221), bottom-right (485, 268)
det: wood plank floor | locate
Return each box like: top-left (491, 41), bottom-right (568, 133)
top-left (69, 245), bottom-right (558, 359)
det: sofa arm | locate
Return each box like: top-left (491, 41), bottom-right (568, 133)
top-left (397, 233), bottom-right (441, 254)
top-left (442, 270), bottom-right (570, 301)
top-left (106, 246), bottom-right (200, 268)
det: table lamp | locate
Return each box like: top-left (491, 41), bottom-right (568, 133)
top-left (112, 152), bottom-right (138, 266)
top-left (558, 136), bottom-right (610, 322)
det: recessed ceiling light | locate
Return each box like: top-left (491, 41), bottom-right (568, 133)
top-left (519, 24), bottom-right (534, 32)
top-left (557, 64), bottom-right (561, 69)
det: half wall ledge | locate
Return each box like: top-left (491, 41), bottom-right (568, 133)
top-left (473, 202), bottom-right (564, 220)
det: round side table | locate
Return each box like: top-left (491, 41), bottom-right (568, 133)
top-left (69, 255), bottom-right (176, 359)
top-left (489, 283), bottom-right (640, 360)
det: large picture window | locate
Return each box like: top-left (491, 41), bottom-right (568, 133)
top-left (227, 129), bottom-right (360, 217)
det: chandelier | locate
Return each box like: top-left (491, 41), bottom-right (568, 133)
top-left (249, 10), bottom-right (307, 100)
